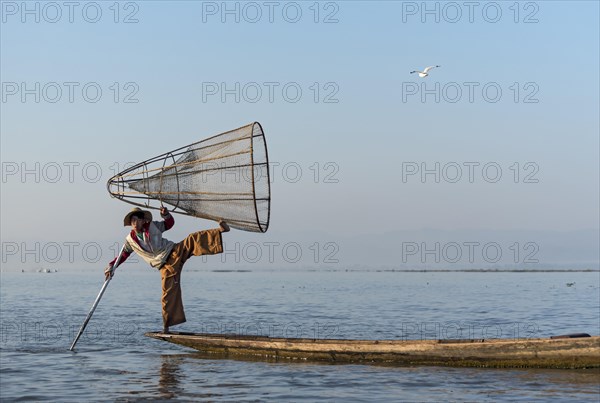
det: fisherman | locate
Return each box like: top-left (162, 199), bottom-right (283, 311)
top-left (104, 207), bottom-right (229, 333)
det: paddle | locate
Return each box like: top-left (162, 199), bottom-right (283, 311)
top-left (69, 244), bottom-right (126, 351)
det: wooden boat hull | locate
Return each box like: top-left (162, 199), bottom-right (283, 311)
top-left (145, 332), bottom-right (600, 369)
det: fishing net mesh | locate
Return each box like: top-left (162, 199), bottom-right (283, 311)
top-left (107, 122), bottom-right (270, 232)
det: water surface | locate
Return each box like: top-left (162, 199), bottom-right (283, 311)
top-left (1, 270), bottom-right (598, 401)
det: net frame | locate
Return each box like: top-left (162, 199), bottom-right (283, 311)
top-left (107, 122), bottom-right (271, 233)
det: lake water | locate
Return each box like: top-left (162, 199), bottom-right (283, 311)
top-left (1, 270), bottom-right (599, 401)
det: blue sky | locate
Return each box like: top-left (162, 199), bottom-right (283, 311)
top-left (1, 1), bottom-right (598, 268)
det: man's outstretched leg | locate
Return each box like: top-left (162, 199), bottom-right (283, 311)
top-left (176, 226), bottom-right (227, 264)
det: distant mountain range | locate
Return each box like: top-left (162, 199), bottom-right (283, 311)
top-left (225, 228), bottom-right (600, 270)
top-left (2, 229), bottom-right (598, 271)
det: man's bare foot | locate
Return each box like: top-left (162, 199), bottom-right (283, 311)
top-left (219, 221), bottom-right (230, 233)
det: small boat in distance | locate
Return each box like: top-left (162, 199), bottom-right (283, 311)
top-left (145, 332), bottom-right (600, 369)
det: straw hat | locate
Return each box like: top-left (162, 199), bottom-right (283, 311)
top-left (123, 207), bottom-right (153, 226)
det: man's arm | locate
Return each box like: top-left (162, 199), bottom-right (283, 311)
top-left (159, 206), bottom-right (175, 231)
top-left (105, 242), bottom-right (133, 280)
top-left (108, 250), bottom-right (131, 267)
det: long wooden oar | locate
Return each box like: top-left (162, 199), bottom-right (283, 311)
top-left (69, 244), bottom-right (126, 351)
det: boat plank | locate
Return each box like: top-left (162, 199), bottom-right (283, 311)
top-left (145, 332), bottom-right (600, 369)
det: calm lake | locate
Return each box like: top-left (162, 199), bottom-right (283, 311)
top-left (1, 270), bottom-right (599, 401)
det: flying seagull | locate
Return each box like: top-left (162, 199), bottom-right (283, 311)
top-left (410, 65), bottom-right (441, 78)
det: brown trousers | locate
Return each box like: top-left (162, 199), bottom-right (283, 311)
top-left (160, 228), bottom-right (223, 328)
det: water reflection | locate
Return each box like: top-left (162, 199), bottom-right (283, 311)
top-left (158, 355), bottom-right (184, 399)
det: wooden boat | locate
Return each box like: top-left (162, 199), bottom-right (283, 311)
top-left (145, 332), bottom-right (600, 369)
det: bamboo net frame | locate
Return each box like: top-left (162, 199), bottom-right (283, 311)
top-left (107, 122), bottom-right (270, 233)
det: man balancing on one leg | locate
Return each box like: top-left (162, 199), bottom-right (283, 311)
top-left (104, 207), bottom-right (230, 333)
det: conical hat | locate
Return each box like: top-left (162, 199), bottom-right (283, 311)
top-left (123, 207), bottom-right (153, 226)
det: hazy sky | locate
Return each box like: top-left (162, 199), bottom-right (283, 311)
top-left (1, 1), bottom-right (598, 269)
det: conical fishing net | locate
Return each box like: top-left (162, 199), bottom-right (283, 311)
top-left (107, 122), bottom-right (270, 233)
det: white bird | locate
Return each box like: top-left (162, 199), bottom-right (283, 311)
top-left (410, 65), bottom-right (441, 78)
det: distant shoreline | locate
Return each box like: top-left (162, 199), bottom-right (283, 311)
top-left (306, 269), bottom-right (600, 273)
top-left (3, 269), bottom-right (599, 273)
